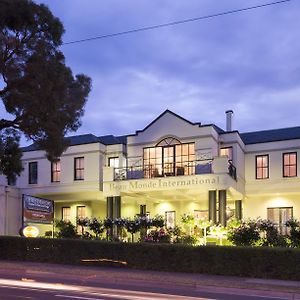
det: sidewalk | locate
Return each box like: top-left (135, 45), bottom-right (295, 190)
top-left (0, 260), bottom-right (300, 299)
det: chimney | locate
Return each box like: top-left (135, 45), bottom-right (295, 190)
top-left (225, 110), bottom-right (233, 132)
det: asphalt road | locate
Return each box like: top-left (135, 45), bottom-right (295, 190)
top-left (0, 276), bottom-right (292, 300)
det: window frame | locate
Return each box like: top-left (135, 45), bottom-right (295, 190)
top-left (108, 157), bottom-right (119, 168)
top-left (74, 157), bottom-right (84, 181)
top-left (62, 206), bottom-right (71, 222)
top-left (220, 146), bottom-right (233, 162)
top-left (282, 152), bottom-right (297, 178)
top-left (267, 207), bottom-right (293, 235)
top-left (28, 161), bottom-right (38, 184)
top-left (51, 159), bottom-right (61, 183)
top-left (255, 154), bottom-right (269, 180)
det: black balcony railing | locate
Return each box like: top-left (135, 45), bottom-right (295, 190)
top-left (113, 159), bottom-right (237, 181)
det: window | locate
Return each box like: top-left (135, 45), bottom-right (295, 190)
top-left (256, 155), bottom-right (269, 179)
top-left (143, 139), bottom-right (195, 178)
top-left (267, 207), bottom-right (293, 235)
top-left (108, 157), bottom-right (119, 168)
top-left (77, 206), bottom-right (86, 219)
top-left (28, 162), bottom-right (38, 184)
top-left (220, 147), bottom-right (233, 162)
top-left (74, 157), bottom-right (84, 180)
top-left (62, 207), bottom-right (71, 222)
top-left (51, 160), bottom-right (61, 182)
top-left (194, 210), bottom-right (209, 220)
top-left (165, 211), bottom-right (176, 228)
top-left (283, 152), bottom-right (297, 177)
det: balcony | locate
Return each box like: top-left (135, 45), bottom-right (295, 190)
top-left (110, 157), bottom-right (236, 181)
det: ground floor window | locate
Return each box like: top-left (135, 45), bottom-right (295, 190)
top-left (267, 207), bottom-right (293, 235)
top-left (76, 206), bottom-right (86, 233)
top-left (194, 210), bottom-right (208, 220)
top-left (62, 207), bottom-right (71, 222)
top-left (165, 211), bottom-right (176, 228)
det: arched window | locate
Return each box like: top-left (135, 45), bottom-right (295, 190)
top-left (143, 137), bottom-right (195, 178)
top-left (156, 137), bottom-right (181, 147)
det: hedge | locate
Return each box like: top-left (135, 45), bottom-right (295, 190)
top-left (0, 236), bottom-right (300, 280)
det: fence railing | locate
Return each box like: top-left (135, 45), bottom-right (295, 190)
top-left (113, 159), bottom-right (237, 181)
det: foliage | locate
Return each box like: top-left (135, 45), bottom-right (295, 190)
top-left (88, 218), bottom-right (105, 238)
top-left (55, 220), bottom-right (77, 239)
top-left (178, 234), bottom-right (198, 245)
top-left (181, 213), bottom-right (195, 225)
top-left (227, 220), bottom-right (260, 246)
top-left (144, 228), bottom-right (170, 243)
top-left (0, 0), bottom-right (91, 178)
top-left (0, 129), bottom-right (23, 182)
top-left (286, 218), bottom-right (300, 247)
top-left (257, 219), bottom-right (287, 247)
top-left (167, 226), bottom-right (183, 243)
top-left (150, 215), bottom-right (165, 228)
top-left (209, 225), bottom-right (228, 245)
top-left (2, 236), bottom-right (300, 280)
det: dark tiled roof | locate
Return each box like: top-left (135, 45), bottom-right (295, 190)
top-left (240, 126), bottom-right (300, 145)
top-left (22, 134), bottom-right (99, 152)
top-left (98, 135), bottom-right (127, 145)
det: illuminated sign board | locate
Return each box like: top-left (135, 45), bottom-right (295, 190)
top-left (22, 225), bottom-right (39, 238)
top-left (23, 194), bottom-right (54, 224)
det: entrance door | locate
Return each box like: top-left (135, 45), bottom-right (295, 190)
top-left (163, 146), bottom-right (175, 176)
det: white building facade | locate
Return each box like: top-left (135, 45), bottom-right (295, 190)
top-left (0, 110), bottom-right (299, 235)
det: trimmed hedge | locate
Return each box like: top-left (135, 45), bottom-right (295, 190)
top-left (0, 236), bottom-right (300, 280)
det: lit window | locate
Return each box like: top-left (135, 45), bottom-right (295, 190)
top-left (108, 157), bottom-right (119, 168)
top-left (220, 147), bottom-right (233, 162)
top-left (77, 206), bottom-right (86, 219)
top-left (143, 139), bottom-right (195, 178)
top-left (165, 211), bottom-right (176, 228)
top-left (283, 152), bottom-right (297, 177)
top-left (62, 207), bottom-right (71, 222)
top-left (28, 162), bottom-right (38, 184)
top-left (74, 157), bottom-right (84, 180)
top-left (51, 160), bottom-right (61, 182)
top-left (256, 155), bottom-right (269, 179)
top-left (267, 207), bottom-right (292, 235)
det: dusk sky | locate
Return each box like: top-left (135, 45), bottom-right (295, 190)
top-left (34, 0), bottom-right (299, 139)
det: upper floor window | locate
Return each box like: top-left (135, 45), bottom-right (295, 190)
top-left (143, 138), bottom-right (195, 178)
top-left (28, 162), bottom-right (38, 184)
top-left (283, 152), bottom-right (297, 177)
top-left (256, 155), bottom-right (269, 179)
top-left (220, 147), bottom-right (233, 162)
top-left (51, 160), bottom-right (61, 182)
top-left (74, 157), bottom-right (84, 180)
top-left (108, 157), bottom-right (119, 168)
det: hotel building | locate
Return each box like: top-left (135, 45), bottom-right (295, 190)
top-left (0, 109), bottom-right (299, 235)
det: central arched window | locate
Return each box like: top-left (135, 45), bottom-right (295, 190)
top-left (143, 137), bottom-right (195, 178)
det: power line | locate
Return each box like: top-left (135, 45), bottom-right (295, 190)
top-left (62, 0), bottom-right (292, 45)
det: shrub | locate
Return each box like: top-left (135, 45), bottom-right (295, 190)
top-left (227, 220), bottom-right (260, 246)
top-left (1, 237), bottom-right (300, 280)
top-left (55, 220), bottom-right (77, 239)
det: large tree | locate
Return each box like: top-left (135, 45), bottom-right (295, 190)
top-left (0, 0), bottom-right (91, 181)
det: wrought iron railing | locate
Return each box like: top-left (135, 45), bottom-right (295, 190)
top-left (113, 159), bottom-right (237, 181)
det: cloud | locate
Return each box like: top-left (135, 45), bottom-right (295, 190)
top-left (26, 0), bottom-right (300, 140)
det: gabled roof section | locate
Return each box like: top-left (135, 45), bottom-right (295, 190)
top-left (129, 109), bottom-right (202, 136)
top-left (240, 126), bottom-right (300, 145)
top-left (22, 134), bottom-right (100, 152)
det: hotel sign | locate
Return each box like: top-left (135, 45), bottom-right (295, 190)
top-left (22, 194), bottom-right (54, 224)
top-left (104, 175), bottom-right (227, 195)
